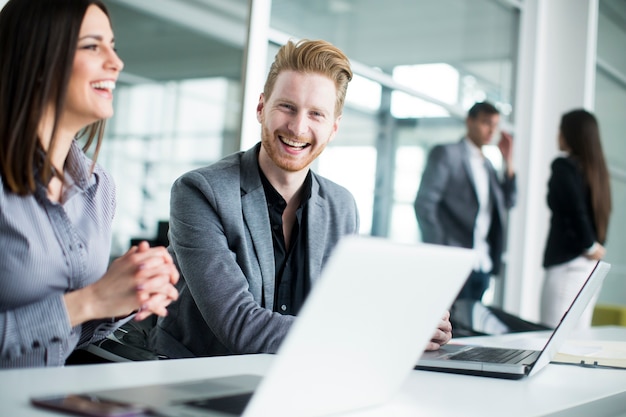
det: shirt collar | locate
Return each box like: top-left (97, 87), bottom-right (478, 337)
top-left (259, 168), bottom-right (313, 209)
top-left (464, 137), bottom-right (484, 159)
top-left (35, 141), bottom-right (95, 203)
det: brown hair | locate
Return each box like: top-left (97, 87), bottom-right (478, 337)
top-left (467, 101), bottom-right (499, 119)
top-left (263, 39), bottom-right (353, 119)
top-left (560, 109), bottom-right (612, 243)
top-left (0, 0), bottom-right (109, 195)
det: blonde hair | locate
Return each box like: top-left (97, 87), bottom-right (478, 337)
top-left (263, 39), bottom-right (352, 118)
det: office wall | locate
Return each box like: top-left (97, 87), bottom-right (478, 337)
top-left (504, 0), bottom-right (599, 321)
top-left (595, 2), bottom-right (626, 306)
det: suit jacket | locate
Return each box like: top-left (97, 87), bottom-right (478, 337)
top-left (543, 156), bottom-right (596, 267)
top-left (414, 139), bottom-right (516, 275)
top-left (151, 143), bottom-right (359, 358)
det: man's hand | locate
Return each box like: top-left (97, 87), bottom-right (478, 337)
top-left (425, 310), bottom-right (452, 351)
top-left (498, 131), bottom-right (514, 178)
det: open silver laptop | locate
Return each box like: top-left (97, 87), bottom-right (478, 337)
top-left (415, 260), bottom-right (610, 380)
top-left (32, 236), bottom-right (475, 417)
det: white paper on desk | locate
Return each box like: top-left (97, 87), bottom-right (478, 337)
top-left (554, 340), bottom-right (626, 368)
top-left (558, 342), bottom-right (603, 356)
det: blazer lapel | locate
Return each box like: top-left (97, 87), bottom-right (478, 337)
top-left (485, 159), bottom-right (505, 224)
top-left (306, 175), bottom-right (328, 285)
top-left (459, 139), bottom-right (478, 198)
top-left (240, 146), bottom-right (276, 308)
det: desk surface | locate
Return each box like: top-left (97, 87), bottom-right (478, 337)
top-left (1, 326), bottom-right (625, 417)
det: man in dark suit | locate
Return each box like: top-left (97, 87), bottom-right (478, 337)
top-left (414, 101), bottom-right (516, 303)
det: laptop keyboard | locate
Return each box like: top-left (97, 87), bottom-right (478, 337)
top-left (185, 392), bottom-right (253, 415)
top-left (450, 347), bottom-right (534, 363)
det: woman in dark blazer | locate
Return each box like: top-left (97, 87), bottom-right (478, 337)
top-left (541, 109), bottom-right (611, 329)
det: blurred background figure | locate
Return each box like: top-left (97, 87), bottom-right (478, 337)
top-left (541, 109), bottom-right (612, 329)
top-left (414, 101), bottom-right (516, 306)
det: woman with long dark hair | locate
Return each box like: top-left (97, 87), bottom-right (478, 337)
top-left (0, 0), bottom-right (179, 368)
top-left (541, 109), bottom-right (611, 329)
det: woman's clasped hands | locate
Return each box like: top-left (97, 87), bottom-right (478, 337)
top-left (64, 241), bottom-right (179, 326)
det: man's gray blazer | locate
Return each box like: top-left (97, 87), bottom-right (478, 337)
top-left (414, 139), bottom-right (516, 275)
top-left (151, 143), bottom-right (359, 358)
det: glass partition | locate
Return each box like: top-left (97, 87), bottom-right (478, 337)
top-left (76, 0), bottom-right (625, 313)
top-left (98, 0), bottom-right (248, 255)
top-left (270, 0), bottom-right (520, 242)
top-left (99, 0), bottom-right (521, 252)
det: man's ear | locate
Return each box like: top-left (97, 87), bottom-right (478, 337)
top-left (256, 93), bottom-right (265, 123)
top-left (328, 114), bottom-right (342, 143)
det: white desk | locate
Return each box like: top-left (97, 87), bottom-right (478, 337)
top-left (1, 326), bottom-right (625, 417)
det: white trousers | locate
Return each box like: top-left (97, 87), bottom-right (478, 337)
top-left (540, 256), bottom-right (599, 329)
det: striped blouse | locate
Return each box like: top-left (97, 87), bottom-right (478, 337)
top-left (0, 141), bottom-right (121, 368)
